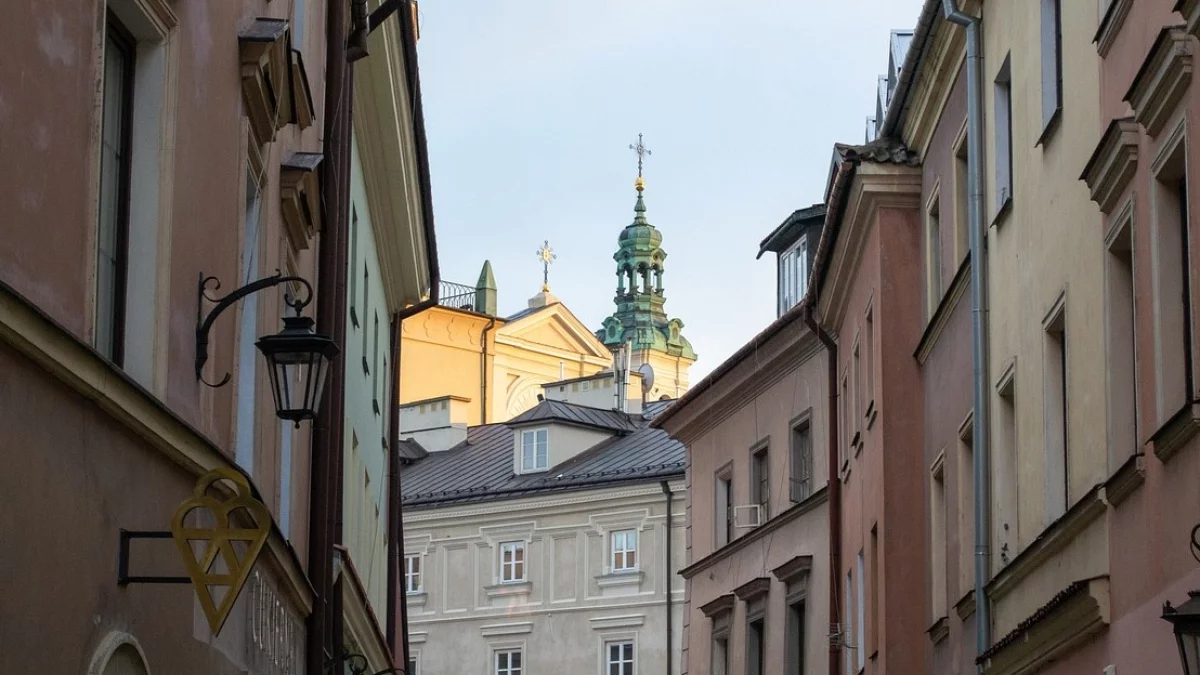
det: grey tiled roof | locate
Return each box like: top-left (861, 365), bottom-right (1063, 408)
top-left (834, 138), bottom-right (920, 166)
top-left (504, 303), bottom-right (554, 322)
top-left (508, 399), bottom-right (640, 433)
top-left (400, 405), bottom-right (685, 509)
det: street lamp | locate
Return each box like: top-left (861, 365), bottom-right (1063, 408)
top-left (196, 271), bottom-right (339, 424)
top-left (1163, 592), bottom-right (1200, 675)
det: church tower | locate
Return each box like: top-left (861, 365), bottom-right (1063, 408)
top-left (596, 135), bottom-right (696, 400)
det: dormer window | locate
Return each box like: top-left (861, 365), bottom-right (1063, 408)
top-left (520, 428), bottom-right (548, 472)
top-left (779, 235), bottom-right (808, 315)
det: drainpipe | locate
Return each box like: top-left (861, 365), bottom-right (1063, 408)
top-left (480, 316), bottom-right (496, 424)
top-left (942, 0), bottom-right (991, 664)
top-left (660, 480), bottom-right (674, 675)
top-left (803, 305), bottom-right (840, 675)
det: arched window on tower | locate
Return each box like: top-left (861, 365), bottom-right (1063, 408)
top-left (626, 267), bottom-right (637, 294)
top-left (654, 266), bottom-right (664, 294)
top-left (617, 267), bottom-right (627, 294)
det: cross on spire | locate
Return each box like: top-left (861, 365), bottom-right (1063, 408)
top-left (629, 133), bottom-right (651, 181)
top-left (535, 240), bottom-right (556, 291)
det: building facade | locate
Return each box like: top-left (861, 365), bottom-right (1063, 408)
top-left (399, 396), bottom-right (685, 675)
top-left (0, 1), bottom-right (435, 674)
top-left (654, 300), bottom-right (830, 675)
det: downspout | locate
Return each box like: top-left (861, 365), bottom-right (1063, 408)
top-left (386, 316), bottom-right (402, 656)
top-left (307, 0), bottom-right (352, 670)
top-left (803, 304), bottom-right (840, 675)
top-left (480, 316), bottom-right (496, 424)
top-left (942, 0), bottom-right (991, 663)
top-left (660, 480), bottom-right (674, 675)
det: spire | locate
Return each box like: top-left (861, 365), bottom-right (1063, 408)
top-left (535, 240), bottom-right (556, 292)
top-left (475, 260), bottom-right (497, 316)
top-left (629, 134), bottom-right (652, 227)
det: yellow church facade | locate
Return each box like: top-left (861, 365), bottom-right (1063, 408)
top-left (399, 278), bottom-right (616, 425)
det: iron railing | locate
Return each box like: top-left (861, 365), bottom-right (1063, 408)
top-left (437, 280), bottom-right (477, 311)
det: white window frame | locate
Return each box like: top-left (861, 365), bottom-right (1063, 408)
top-left (778, 236), bottom-right (809, 314)
top-left (610, 529), bottom-right (638, 572)
top-left (994, 54), bottom-right (1014, 213)
top-left (499, 541), bottom-right (526, 583)
top-left (405, 553), bottom-right (421, 594)
top-left (856, 552), bottom-right (866, 672)
top-left (521, 428), bottom-right (549, 472)
top-left (1040, 0), bottom-right (1064, 134)
top-left (494, 648), bottom-right (523, 675)
top-left (606, 640), bottom-right (635, 675)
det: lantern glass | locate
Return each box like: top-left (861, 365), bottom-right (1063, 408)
top-left (1180, 631), bottom-right (1200, 675)
top-left (257, 316), bottom-right (338, 423)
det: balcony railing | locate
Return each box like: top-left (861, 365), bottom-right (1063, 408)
top-left (437, 280), bottom-right (477, 311)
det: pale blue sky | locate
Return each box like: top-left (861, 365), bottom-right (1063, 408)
top-left (416, 0), bottom-right (924, 380)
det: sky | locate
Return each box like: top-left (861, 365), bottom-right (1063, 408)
top-left (415, 0), bottom-right (926, 381)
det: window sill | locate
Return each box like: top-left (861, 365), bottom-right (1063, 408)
top-left (406, 591), bottom-right (427, 608)
top-left (1037, 108), bottom-right (1063, 148)
top-left (841, 459), bottom-right (851, 483)
top-left (1150, 401), bottom-right (1200, 463)
top-left (927, 616), bottom-right (949, 645)
top-left (485, 581), bottom-right (532, 598)
top-left (865, 401), bottom-right (876, 430)
top-left (596, 570), bottom-right (644, 589)
top-left (350, 306), bottom-right (359, 329)
top-left (991, 195), bottom-right (1013, 229)
top-left (372, 398), bottom-right (380, 416)
top-left (362, 356), bottom-right (370, 376)
top-left (853, 431), bottom-right (863, 457)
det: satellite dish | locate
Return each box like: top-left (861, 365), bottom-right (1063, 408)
top-left (638, 363), bottom-right (655, 396)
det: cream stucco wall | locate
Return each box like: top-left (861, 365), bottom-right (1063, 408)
top-left (343, 132), bottom-right (393, 613)
top-left (981, 0), bottom-right (1109, 636)
top-left (404, 482), bottom-right (685, 675)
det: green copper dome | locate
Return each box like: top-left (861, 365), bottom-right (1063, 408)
top-left (595, 180), bottom-right (696, 362)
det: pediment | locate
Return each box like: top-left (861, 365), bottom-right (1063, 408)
top-left (498, 304), bottom-right (613, 360)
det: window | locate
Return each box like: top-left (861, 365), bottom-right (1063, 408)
top-left (362, 265), bottom-right (370, 370)
top-left (869, 527), bottom-right (879, 654)
top-left (856, 552), bottom-right (865, 672)
top-left (787, 599), bottom-right (806, 675)
top-left (995, 55), bottom-right (1014, 211)
top-left (611, 530), bottom-right (638, 572)
top-left (96, 13), bottom-right (135, 365)
top-left (350, 205), bottom-right (359, 326)
top-left (930, 455), bottom-right (947, 618)
top-left (713, 634), bottom-right (729, 675)
top-left (844, 571), bottom-right (854, 675)
top-left (853, 339), bottom-right (862, 440)
top-left (958, 419), bottom-right (975, 597)
top-left (372, 312), bottom-right (381, 414)
top-left (790, 420), bottom-right (813, 502)
top-left (499, 541), bottom-right (525, 583)
top-left (1044, 305), bottom-right (1068, 523)
top-left (778, 237), bottom-right (809, 315)
top-left (292, 0), bottom-right (307, 49)
top-left (840, 375), bottom-right (849, 472)
top-left (408, 656), bottom-right (419, 675)
top-left (520, 429), bottom-right (548, 472)
top-left (926, 191), bottom-right (943, 314)
top-left (1152, 141), bottom-right (1193, 426)
top-left (1040, 0), bottom-right (1064, 134)
top-left (1106, 220), bottom-right (1137, 467)
top-left (865, 307), bottom-right (875, 411)
top-left (747, 616), bottom-right (765, 675)
top-left (751, 446), bottom-right (769, 518)
top-left (954, 133), bottom-right (969, 261)
top-left (494, 649), bottom-right (522, 675)
top-left (606, 641), bottom-right (635, 675)
top-left (405, 554), bottom-right (421, 593)
top-left (235, 170), bottom-right (263, 473)
top-left (280, 419), bottom-right (293, 537)
top-left (716, 471), bottom-right (733, 547)
top-left (995, 373), bottom-right (1017, 571)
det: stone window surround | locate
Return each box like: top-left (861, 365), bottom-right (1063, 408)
top-left (1124, 25), bottom-right (1193, 138)
top-left (480, 522), bottom-right (536, 595)
top-left (590, 510), bottom-right (651, 589)
top-left (598, 633), bottom-right (639, 675)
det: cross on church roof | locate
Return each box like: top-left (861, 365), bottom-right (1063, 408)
top-left (535, 240), bottom-right (556, 291)
top-left (629, 133), bottom-right (651, 189)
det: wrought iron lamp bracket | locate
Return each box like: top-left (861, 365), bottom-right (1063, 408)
top-left (195, 270), bottom-right (314, 387)
top-left (325, 653), bottom-right (406, 675)
top-left (117, 529), bottom-right (191, 586)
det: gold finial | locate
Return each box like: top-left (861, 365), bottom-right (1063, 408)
top-left (629, 133), bottom-right (651, 190)
top-left (535, 240), bottom-right (556, 291)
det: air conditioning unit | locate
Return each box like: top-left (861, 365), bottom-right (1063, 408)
top-left (733, 504), bottom-right (762, 529)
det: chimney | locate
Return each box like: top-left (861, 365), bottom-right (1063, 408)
top-left (399, 396), bottom-right (471, 452)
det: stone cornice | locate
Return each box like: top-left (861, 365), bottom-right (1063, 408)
top-left (1150, 401), bottom-right (1200, 462)
top-left (733, 577), bottom-right (771, 601)
top-left (771, 555), bottom-right (813, 584)
top-left (1178, 0), bottom-right (1200, 38)
top-left (699, 594), bottom-right (735, 618)
top-left (1124, 26), bottom-right (1193, 136)
top-left (1081, 117), bottom-right (1140, 214)
top-left (985, 486), bottom-right (1107, 603)
top-left (0, 281), bottom-right (315, 617)
top-left (404, 483), bottom-right (680, 523)
top-left (1104, 453), bottom-right (1145, 506)
top-left (1095, 0), bottom-right (1133, 58)
top-left (979, 577), bottom-right (1110, 675)
top-left (818, 166), bottom-right (923, 328)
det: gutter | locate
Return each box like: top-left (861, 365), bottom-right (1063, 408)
top-left (940, 0), bottom-right (991, 665)
top-left (803, 304), bottom-right (841, 675)
top-left (660, 481), bottom-right (674, 675)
